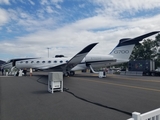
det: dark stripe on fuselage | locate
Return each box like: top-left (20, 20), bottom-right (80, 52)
top-left (80, 59), bottom-right (116, 65)
top-left (9, 58), bottom-right (39, 62)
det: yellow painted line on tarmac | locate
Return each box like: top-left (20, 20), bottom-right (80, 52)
top-left (77, 77), bottom-right (160, 93)
top-left (106, 74), bottom-right (160, 83)
top-left (81, 73), bottom-right (160, 83)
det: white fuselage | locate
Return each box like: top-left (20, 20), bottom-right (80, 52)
top-left (1, 54), bottom-right (119, 71)
top-left (16, 57), bottom-right (69, 69)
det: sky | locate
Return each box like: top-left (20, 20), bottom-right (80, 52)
top-left (0, 0), bottom-right (160, 61)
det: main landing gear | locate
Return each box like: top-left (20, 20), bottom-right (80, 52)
top-left (64, 71), bottom-right (75, 77)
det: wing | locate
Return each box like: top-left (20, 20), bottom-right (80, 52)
top-left (40, 43), bottom-right (98, 71)
top-left (65, 43), bottom-right (98, 71)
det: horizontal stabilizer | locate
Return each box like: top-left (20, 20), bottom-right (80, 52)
top-left (117, 31), bottom-right (160, 47)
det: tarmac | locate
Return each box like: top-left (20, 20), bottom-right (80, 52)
top-left (0, 71), bottom-right (160, 120)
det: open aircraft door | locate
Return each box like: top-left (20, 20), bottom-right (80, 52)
top-left (12, 60), bottom-right (16, 67)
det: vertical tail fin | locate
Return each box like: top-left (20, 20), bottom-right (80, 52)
top-left (110, 42), bottom-right (135, 61)
top-left (110, 31), bottom-right (160, 61)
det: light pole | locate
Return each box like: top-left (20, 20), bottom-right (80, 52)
top-left (47, 47), bottom-right (51, 57)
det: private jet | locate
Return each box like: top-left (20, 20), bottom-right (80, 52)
top-left (1, 31), bottom-right (159, 76)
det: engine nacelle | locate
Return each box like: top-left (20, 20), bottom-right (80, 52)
top-left (85, 54), bottom-right (115, 62)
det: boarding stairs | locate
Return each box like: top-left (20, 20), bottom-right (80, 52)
top-left (8, 66), bottom-right (17, 76)
top-left (9, 66), bottom-right (14, 75)
top-left (6, 66), bottom-right (22, 76)
top-left (89, 65), bottom-right (106, 78)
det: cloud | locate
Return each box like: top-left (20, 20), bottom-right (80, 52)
top-left (5, 8), bottom-right (58, 32)
top-left (91, 0), bottom-right (160, 16)
top-left (69, 15), bottom-right (124, 31)
top-left (50, 0), bottom-right (63, 3)
top-left (127, 14), bottom-right (160, 30)
top-left (17, 18), bottom-right (56, 31)
top-left (0, 0), bottom-right (160, 61)
top-left (1, 11), bottom-right (160, 59)
top-left (0, 8), bottom-right (9, 26)
top-left (28, 0), bottom-right (35, 5)
top-left (50, 0), bottom-right (63, 9)
top-left (40, 0), bottom-right (48, 5)
top-left (15, 11), bottom-right (160, 55)
top-left (40, 0), bottom-right (63, 9)
top-left (92, 0), bottom-right (160, 10)
top-left (79, 4), bottom-right (85, 8)
top-left (0, 0), bottom-right (10, 4)
top-left (46, 6), bottom-right (54, 13)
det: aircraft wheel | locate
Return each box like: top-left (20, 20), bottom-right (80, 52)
top-left (69, 71), bottom-right (75, 76)
top-left (151, 72), bottom-right (155, 76)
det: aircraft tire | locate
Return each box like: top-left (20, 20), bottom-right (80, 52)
top-left (69, 71), bottom-right (75, 76)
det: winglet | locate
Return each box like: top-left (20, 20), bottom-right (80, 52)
top-left (65, 43), bottom-right (98, 70)
top-left (77, 43), bottom-right (98, 55)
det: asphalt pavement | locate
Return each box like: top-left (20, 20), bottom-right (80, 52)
top-left (0, 72), bottom-right (160, 120)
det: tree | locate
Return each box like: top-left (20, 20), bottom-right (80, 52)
top-left (129, 39), bottom-right (155, 60)
top-left (154, 34), bottom-right (160, 67)
top-left (129, 34), bottom-right (160, 67)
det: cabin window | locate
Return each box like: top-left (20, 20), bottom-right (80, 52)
top-left (54, 61), bottom-right (57, 63)
top-left (37, 61), bottom-right (40, 63)
top-left (20, 61), bottom-right (23, 63)
top-left (26, 61), bottom-right (28, 63)
top-left (60, 61), bottom-right (63, 63)
top-left (48, 61), bottom-right (51, 63)
top-left (31, 61), bottom-right (34, 63)
top-left (42, 61), bottom-right (45, 63)
top-left (66, 60), bottom-right (68, 63)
